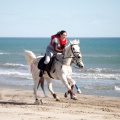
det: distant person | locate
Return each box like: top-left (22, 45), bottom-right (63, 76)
top-left (40, 30), bottom-right (67, 77)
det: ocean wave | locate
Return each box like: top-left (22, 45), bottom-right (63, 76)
top-left (3, 63), bottom-right (27, 67)
top-left (0, 52), bottom-right (25, 56)
top-left (0, 63), bottom-right (28, 70)
top-left (0, 70), bottom-right (30, 76)
top-left (14, 76), bottom-right (32, 80)
top-left (83, 54), bottom-right (120, 58)
top-left (115, 86), bottom-right (120, 91)
top-left (0, 52), bottom-right (10, 55)
top-left (0, 70), bottom-right (33, 81)
top-left (83, 86), bottom-right (114, 90)
top-left (72, 73), bottom-right (120, 80)
top-left (81, 68), bottom-right (120, 74)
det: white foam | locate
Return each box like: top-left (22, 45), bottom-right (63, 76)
top-left (83, 68), bottom-right (120, 73)
top-left (0, 52), bottom-right (10, 55)
top-left (0, 70), bottom-right (30, 76)
top-left (115, 86), bottom-right (120, 91)
top-left (4, 63), bottom-right (27, 67)
top-left (84, 86), bottom-right (94, 90)
top-left (83, 54), bottom-right (119, 58)
top-left (72, 73), bottom-right (120, 80)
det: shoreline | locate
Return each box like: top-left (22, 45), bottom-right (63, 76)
top-left (0, 89), bottom-right (120, 120)
top-left (0, 83), bottom-right (120, 98)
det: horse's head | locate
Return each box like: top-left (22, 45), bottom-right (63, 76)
top-left (69, 39), bottom-right (84, 68)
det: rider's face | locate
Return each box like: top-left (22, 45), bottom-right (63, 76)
top-left (60, 32), bottom-right (67, 40)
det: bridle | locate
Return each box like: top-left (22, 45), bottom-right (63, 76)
top-left (54, 43), bottom-right (82, 68)
top-left (70, 44), bottom-right (81, 58)
top-left (63, 44), bottom-right (81, 59)
top-left (60, 43), bottom-right (82, 67)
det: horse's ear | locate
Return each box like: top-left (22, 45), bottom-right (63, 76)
top-left (77, 39), bottom-right (80, 44)
top-left (69, 40), bottom-right (72, 44)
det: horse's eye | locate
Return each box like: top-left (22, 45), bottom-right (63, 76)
top-left (72, 47), bottom-right (75, 50)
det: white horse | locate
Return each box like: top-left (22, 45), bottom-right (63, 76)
top-left (24, 39), bottom-right (84, 103)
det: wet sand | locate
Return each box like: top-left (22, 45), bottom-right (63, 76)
top-left (0, 89), bottom-right (120, 120)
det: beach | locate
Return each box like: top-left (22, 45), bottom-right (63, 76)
top-left (0, 0), bottom-right (120, 119)
top-left (0, 38), bottom-right (120, 119)
top-left (0, 38), bottom-right (120, 97)
top-left (0, 89), bottom-right (120, 120)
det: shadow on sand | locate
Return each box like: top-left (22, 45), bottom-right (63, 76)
top-left (0, 101), bottom-right (35, 105)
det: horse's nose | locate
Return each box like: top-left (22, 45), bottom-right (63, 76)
top-left (78, 55), bottom-right (82, 58)
top-left (81, 65), bottom-right (84, 68)
top-left (78, 64), bottom-right (84, 68)
top-left (80, 63), bottom-right (84, 68)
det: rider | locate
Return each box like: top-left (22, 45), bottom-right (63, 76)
top-left (39, 30), bottom-right (67, 77)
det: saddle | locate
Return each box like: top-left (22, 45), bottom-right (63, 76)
top-left (38, 54), bottom-right (56, 78)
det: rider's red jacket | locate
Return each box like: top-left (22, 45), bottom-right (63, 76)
top-left (50, 35), bottom-right (67, 50)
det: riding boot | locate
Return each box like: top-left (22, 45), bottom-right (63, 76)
top-left (39, 63), bottom-right (47, 77)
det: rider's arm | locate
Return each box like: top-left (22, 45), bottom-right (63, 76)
top-left (53, 42), bottom-right (63, 53)
top-left (52, 38), bottom-right (63, 53)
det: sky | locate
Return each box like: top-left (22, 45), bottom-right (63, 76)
top-left (0, 0), bottom-right (120, 37)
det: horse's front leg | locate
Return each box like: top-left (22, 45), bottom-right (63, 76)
top-left (75, 84), bottom-right (82, 94)
top-left (64, 84), bottom-right (81, 97)
top-left (68, 76), bottom-right (82, 94)
top-left (45, 78), bottom-right (60, 101)
top-left (60, 73), bottom-right (77, 100)
top-left (64, 76), bottom-right (81, 98)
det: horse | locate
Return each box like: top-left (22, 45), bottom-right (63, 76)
top-left (24, 39), bottom-right (84, 103)
top-left (36, 55), bottom-right (82, 98)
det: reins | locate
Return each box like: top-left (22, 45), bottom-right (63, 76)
top-left (53, 43), bottom-right (81, 67)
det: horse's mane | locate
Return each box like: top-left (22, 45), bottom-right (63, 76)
top-left (69, 39), bottom-right (80, 44)
top-left (57, 39), bottom-right (80, 61)
top-left (66, 39), bottom-right (80, 49)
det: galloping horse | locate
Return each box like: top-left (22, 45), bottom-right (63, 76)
top-left (24, 40), bottom-right (84, 103)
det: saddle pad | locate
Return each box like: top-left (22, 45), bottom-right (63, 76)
top-left (38, 56), bottom-right (45, 70)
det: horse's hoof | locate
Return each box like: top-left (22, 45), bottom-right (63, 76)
top-left (56, 97), bottom-right (60, 101)
top-left (71, 95), bottom-right (77, 100)
top-left (64, 92), bottom-right (68, 98)
top-left (73, 95), bottom-right (78, 100)
top-left (77, 89), bottom-right (82, 94)
top-left (34, 99), bottom-right (43, 104)
top-left (34, 100), bottom-right (40, 105)
top-left (40, 99), bottom-right (43, 104)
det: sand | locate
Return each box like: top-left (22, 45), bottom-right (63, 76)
top-left (0, 89), bottom-right (120, 120)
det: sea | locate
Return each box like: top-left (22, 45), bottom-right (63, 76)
top-left (0, 37), bottom-right (120, 97)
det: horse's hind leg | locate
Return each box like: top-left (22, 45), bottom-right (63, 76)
top-left (33, 80), bottom-right (39, 104)
top-left (37, 77), bottom-right (47, 97)
top-left (40, 77), bottom-right (47, 97)
top-left (45, 78), bottom-right (60, 101)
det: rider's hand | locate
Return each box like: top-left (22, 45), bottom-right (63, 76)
top-left (62, 49), bottom-right (65, 54)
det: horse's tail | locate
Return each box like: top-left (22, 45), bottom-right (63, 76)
top-left (24, 50), bottom-right (37, 65)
